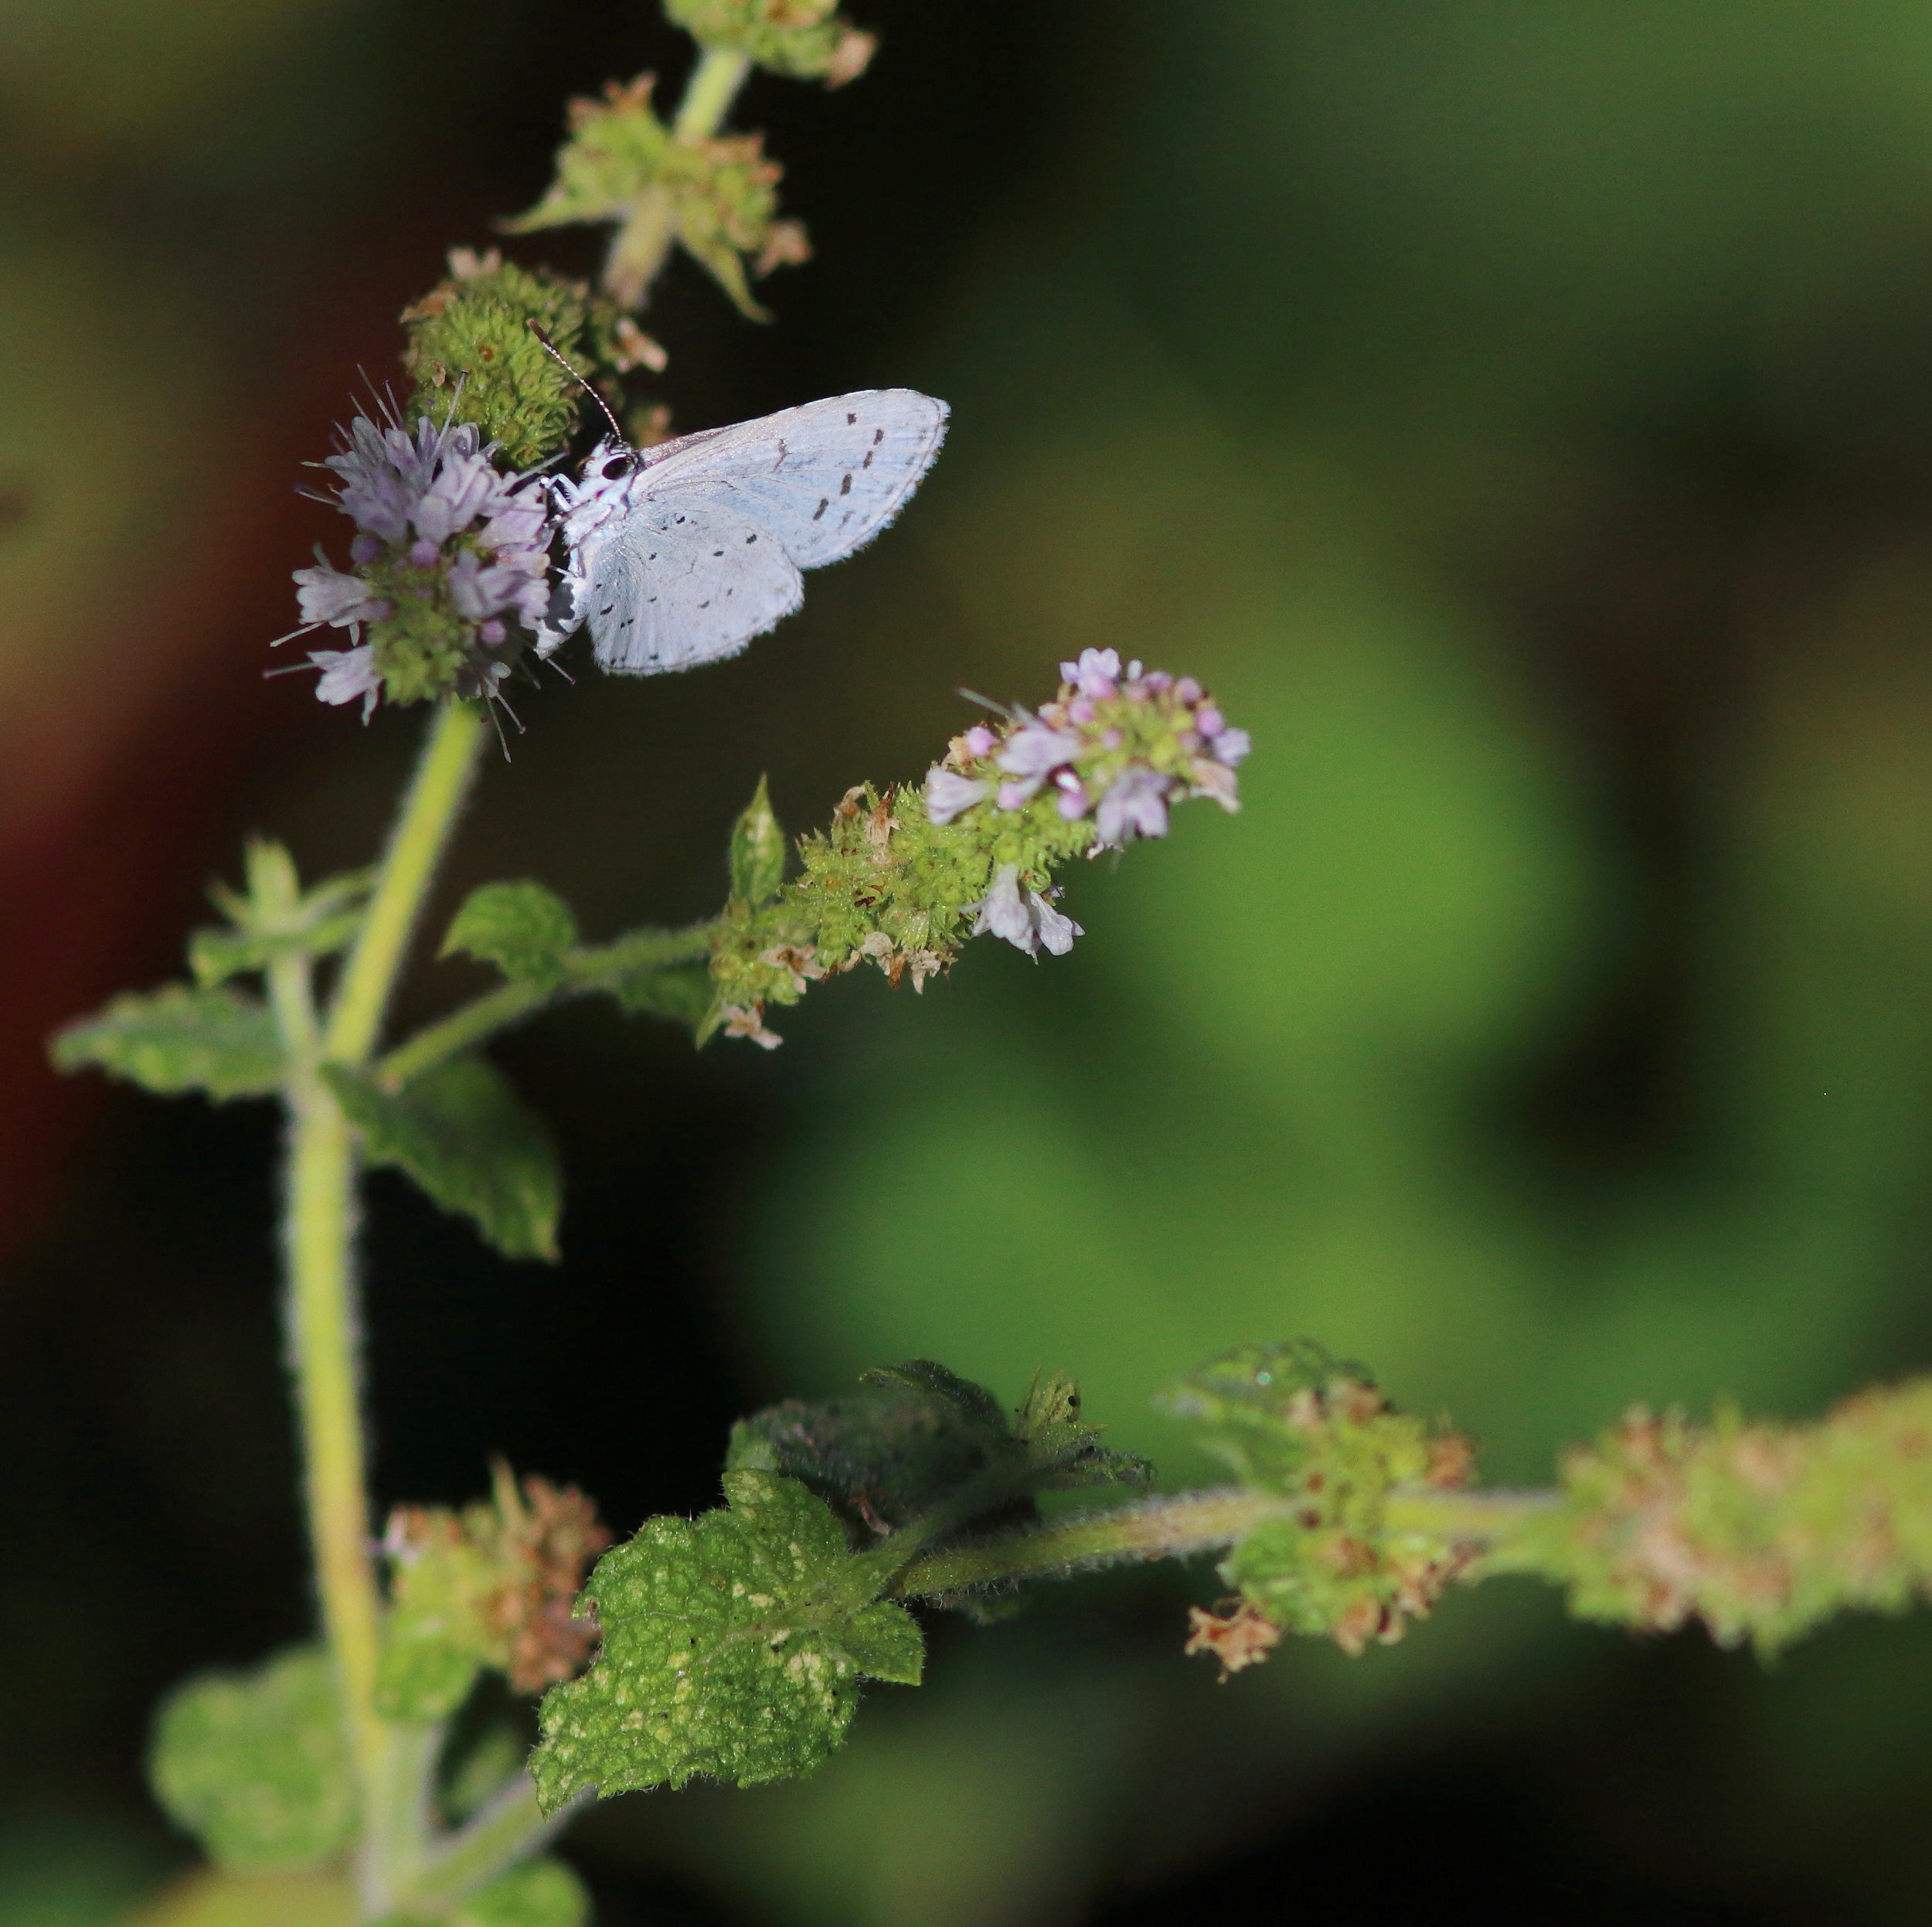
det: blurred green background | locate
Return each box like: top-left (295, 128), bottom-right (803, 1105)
top-left (10, 0), bottom-right (1932, 1920)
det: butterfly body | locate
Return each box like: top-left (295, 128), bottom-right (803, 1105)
top-left (541, 387), bottom-right (948, 672)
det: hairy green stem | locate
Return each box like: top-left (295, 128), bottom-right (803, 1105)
top-left (279, 700), bottom-right (485, 1913)
top-left (400, 1775), bottom-right (590, 1914)
top-left (891, 1483), bottom-right (1563, 1598)
top-left (892, 1490), bottom-right (1300, 1597)
top-left (1380, 1485), bottom-right (1562, 1558)
top-left (377, 980), bottom-right (549, 1091)
top-left (375, 922), bottom-right (717, 1091)
top-left (326, 701), bottom-right (487, 1067)
top-left (362, 1722), bottom-right (446, 1916)
top-left (675, 46), bottom-right (753, 137)
top-left (603, 45), bottom-right (753, 305)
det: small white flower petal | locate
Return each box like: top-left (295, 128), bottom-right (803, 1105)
top-left (1030, 890), bottom-right (1082, 955)
top-left (969, 864), bottom-right (1036, 952)
top-left (309, 645), bottom-right (380, 722)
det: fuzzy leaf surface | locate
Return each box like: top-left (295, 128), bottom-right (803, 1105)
top-left (730, 1360), bottom-right (1149, 1538)
top-left (603, 962), bottom-right (714, 1027)
top-left (51, 985), bottom-right (284, 1101)
top-left (443, 881), bottom-right (580, 989)
top-left (530, 1470), bottom-right (921, 1810)
top-left (148, 1646), bottom-right (355, 1873)
top-left (729, 775), bottom-right (787, 907)
top-left (326, 1057), bottom-right (561, 1261)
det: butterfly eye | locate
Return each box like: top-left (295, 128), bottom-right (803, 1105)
top-left (600, 455), bottom-right (634, 480)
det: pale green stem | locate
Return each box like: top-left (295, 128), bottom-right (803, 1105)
top-left (374, 922), bottom-right (717, 1091)
top-left (674, 46), bottom-right (753, 136)
top-left (602, 46), bottom-right (753, 306)
top-left (280, 1012), bottom-right (386, 1797)
top-left (326, 700), bottom-right (487, 1066)
top-left (276, 700), bottom-right (485, 1914)
top-left (361, 1722), bottom-right (447, 1918)
top-left (891, 1484), bottom-right (1563, 1599)
top-left (399, 1776), bottom-right (590, 1915)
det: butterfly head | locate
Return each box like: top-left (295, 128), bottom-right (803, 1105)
top-left (583, 437), bottom-right (639, 484)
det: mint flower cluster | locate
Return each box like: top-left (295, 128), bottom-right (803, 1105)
top-left (283, 404), bottom-right (553, 717)
top-left (705, 651), bottom-right (1250, 1044)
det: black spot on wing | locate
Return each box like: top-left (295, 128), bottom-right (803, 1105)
top-left (840, 474), bottom-right (852, 495)
top-left (862, 451), bottom-right (873, 468)
top-left (813, 499), bottom-right (828, 520)
top-left (872, 428), bottom-right (884, 444)
top-left (846, 412), bottom-right (857, 424)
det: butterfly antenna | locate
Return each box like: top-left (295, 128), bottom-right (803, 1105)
top-left (527, 322), bottom-right (626, 444)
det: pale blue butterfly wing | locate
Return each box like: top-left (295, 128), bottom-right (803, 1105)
top-left (575, 494), bottom-right (803, 672)
top-left (639, 389), bottom-right (949, 570)
top-left (562, 388), bottom-right (948, 674)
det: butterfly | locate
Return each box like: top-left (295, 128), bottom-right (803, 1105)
top-left (537, 389), bottom-right (949, 672)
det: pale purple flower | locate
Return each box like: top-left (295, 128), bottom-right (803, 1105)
top-left (968, 863), bottom-right (1083, 957)
top-left (1060, 647), bottom-right (1121, 701)
top-left (963, 724), bottom-right (997, 758)
top-left (447, 549), bottom-right (549, 628)
top-left (324, 416), bottom-right (437, 543)
top-left (995, 720), bottom-right (1083, 805)
top-left (924, 767), bottom-right (992, 826)
top-left (1054, 770), bottom-right (1090, 820)
top-left (1209, 727), bottom-right (1251, 768)
top-left (309, 645), bottom-right (380, 722)
top-left (293, 560), bottom-right (387, 630)
top-left (410, 431), bottom-right (502, 546)
top-left (286, 401), bottom-right (555, 716)
top-left (1095, 764), bottom-right (1172, 846)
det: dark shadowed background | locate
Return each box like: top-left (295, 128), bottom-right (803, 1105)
top-left (9, 2), bottom-right (1932, 1921)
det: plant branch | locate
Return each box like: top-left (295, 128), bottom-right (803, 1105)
top-left (890, 1490), bottom-right (1301, 1598)
top-left (603, 45), bottom-right (754, 305)
top-left (889, 1483), bottom-right (1565, 1601)
top-left (374, 921), bottom-right (718, 1091)
top-left (326, 700), bottom-right (487, 1068)
top-left (400, 1772), bottom-right (590, 1915)
top-left (277, 699), bottom-right (486, 1911)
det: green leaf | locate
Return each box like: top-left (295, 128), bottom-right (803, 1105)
top-left (729, 775), bottom-right (787, 907)
top-left (604, 962), bottom-right (714, 1027)
top-left (729, 1360), bottom-right (1148, 1539)
top-left (326, 1057), bottom-right (562, 1261)
top-left (376, 1624), bottom-right (481, 1728)
top-left (443, 881), bottom-right (580, 989)
top-left (51, 985), bottom-right (284, 1101)
top-left (148, 1646), bottom-right (355, 1873)
top-left (529, 1470), bottom-right (922, 1810)
top-left (1013, 1367), bottom-right (1155, 1493)
top-left (190, 842), bottom-right (371, 987)
top-left (451, 1857), bottom-right (590, 1927)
